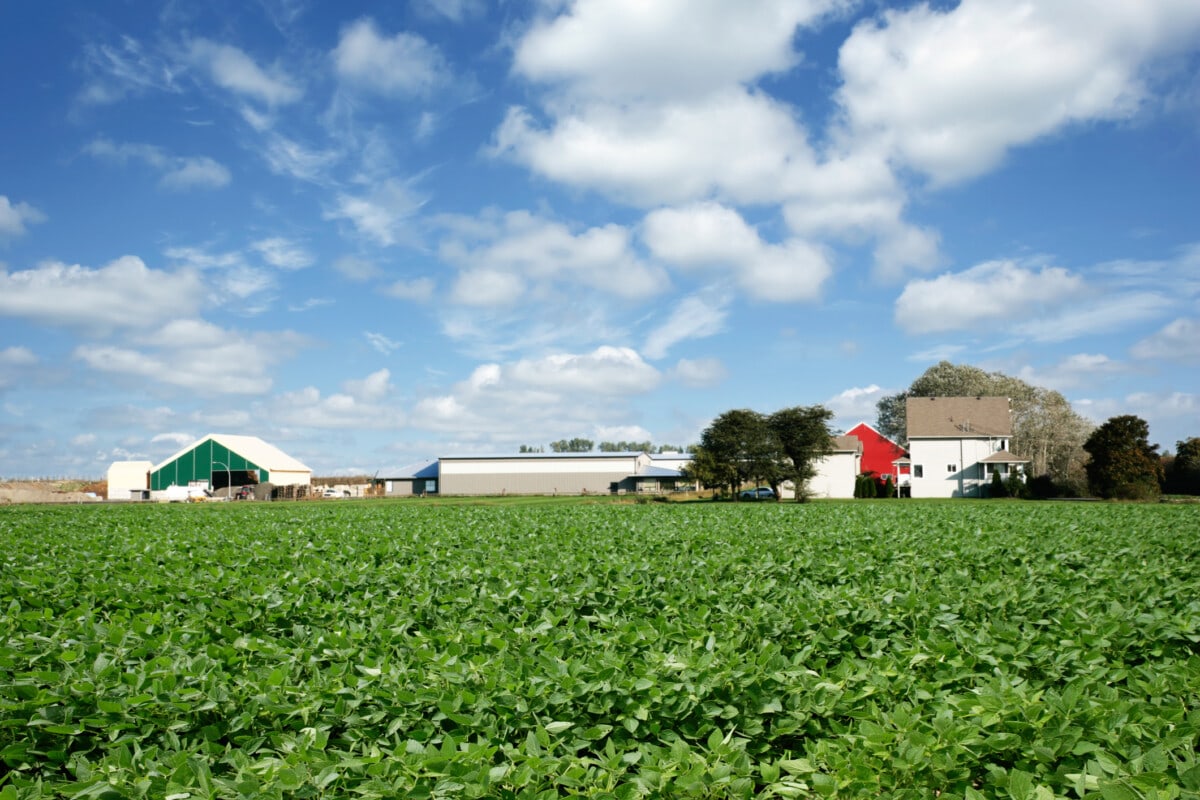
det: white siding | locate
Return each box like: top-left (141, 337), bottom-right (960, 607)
top-left (777, 451), bottom-right (860, 499)
top-left (439, 455), bottom-right (640, 495)
top-left (907, 438), bottom-right (1003, 498)
top-left (808, 451), bottom-right (860, 498)
top-left (647, 453), bottom-right (691, 472)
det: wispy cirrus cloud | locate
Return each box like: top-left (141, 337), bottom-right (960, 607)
top-left (0, 196), bottom-right (47, 240)
top-left (77, 35), bottom-right (179, 105)
top-left (325, 179), bottom-right (425, 246)
top-left (187, 39), bottom-right (302, 106)
top-left (364, 331), bottom-right (402, 354)
top-left (252, 237), bottom-right (314, 270)
top-left (641, 293), bottom-right (728, 360)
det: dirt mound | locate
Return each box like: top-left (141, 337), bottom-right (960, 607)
top-left (0, 481), bottom-right (105, 505)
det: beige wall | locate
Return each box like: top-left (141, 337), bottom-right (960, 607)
top-left (268, 470), bottom-right (311, 487)
top-left (106, 461), bottom-right (152, 501)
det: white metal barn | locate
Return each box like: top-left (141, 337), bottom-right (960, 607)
top-left (437, 452), bottom-right (647, 495)
top-left (149, 434), bottom-right (312, 494)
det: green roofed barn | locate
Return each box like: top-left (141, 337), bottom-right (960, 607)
top-left (149, 434), bottom-right (311, 492)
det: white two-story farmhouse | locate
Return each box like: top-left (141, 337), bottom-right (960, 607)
top-left (900, 396), bottom-right (1029, 498)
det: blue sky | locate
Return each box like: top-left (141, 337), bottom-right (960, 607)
top-left (1, 0), bottom-right (1198, 478)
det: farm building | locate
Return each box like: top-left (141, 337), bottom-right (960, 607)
top-left (436, 451), bottom-right (660, 496)
top-left (106, 460), bottom-right (153, 501)
top-left (149, 434), bottom-right (311, 492)
top-left (900, 396), bottom-right (1029, 498)
top-left (391, 451), bottom-right (692, 497)
top-left (380, 459), bottom-right (440, 497)
top-left (779, 435), bottom-right (863, 499)
top-left (845, 422), bottom-right (908, 487)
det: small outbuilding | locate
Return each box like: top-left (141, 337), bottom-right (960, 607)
top-left (381, 460), bottom-right (440, 497)
top-left (149, 434), bottom-right (311, 492)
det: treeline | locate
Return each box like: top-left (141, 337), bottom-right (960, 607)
top-left (518, 439), bottom-right (689, 454)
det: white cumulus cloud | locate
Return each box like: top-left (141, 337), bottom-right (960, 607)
top-left (894, 260), bottom-right (1082, 335)
top-left (513, 0), bottom-right (836, 101)
top-left (414, 346), bottom-right (662, 442)
top-left (0, 256), bottom-right (203, 332)
top-left (440, 210), bottom-right (667, 306)
top-left (73, 319), bottom-right (301, 395)
top-left (643, 203), bottom-right (831, 302)
top-left (333, 18), bottom-right (448, 96)
top-left (837, 0), bottom-right (1200, 185)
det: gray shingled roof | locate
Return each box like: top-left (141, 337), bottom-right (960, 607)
top-left (979, 449), bottom-right (1030, 463)
top-left (831, 435), bottom-right (863, 453)
top-left (905, 396), bottom-right (1013, 438)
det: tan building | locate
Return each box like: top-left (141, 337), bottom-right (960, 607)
top-left (106, 460), bottom-right (153, 501)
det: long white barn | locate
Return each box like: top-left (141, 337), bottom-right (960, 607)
top-left (433, 451), bottom-right (683, 496)
top-left (389, 446), bottom-right (862, 499)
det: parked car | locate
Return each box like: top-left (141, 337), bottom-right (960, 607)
top-left (322, 488), bottom-right (341, 498)
top-left (739, 487), bottom-right (776, 500)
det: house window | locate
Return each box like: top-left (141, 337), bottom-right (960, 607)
top-left (913, 465), bottom-right (924, 478)
top-left (946, 464), bottom-right (956, 473)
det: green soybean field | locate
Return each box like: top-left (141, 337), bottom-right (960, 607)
top-left (2, 500), bottom-right (1199, 799)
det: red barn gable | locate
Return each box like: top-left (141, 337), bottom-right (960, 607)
top-left (846, 422), bottom-right (908, 480)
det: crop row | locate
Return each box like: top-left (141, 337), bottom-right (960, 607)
top-left (2, 500), bottom-right (1199, 798)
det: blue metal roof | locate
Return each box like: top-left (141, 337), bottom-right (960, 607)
top-left (634, 466), bottom-right (687, 478)
top-left (387, 459), bottom-right (439, 479)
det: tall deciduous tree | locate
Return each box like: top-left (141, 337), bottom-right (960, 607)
top-left (768, 405), bottom-right (834, 503)
top-left (876, 361), bottom-right (1091, 490)
top-left (694, 409), bottom-right (785, 499)
top-left (1166, 437), bottom-right (1200, 495)
top-left (1083, 415), bottom-right (1163, 500)
top-left (681, 446), bottom-right (737, 497)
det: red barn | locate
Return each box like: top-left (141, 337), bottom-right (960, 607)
top-left (845, 422), bottom-right (908, 484)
